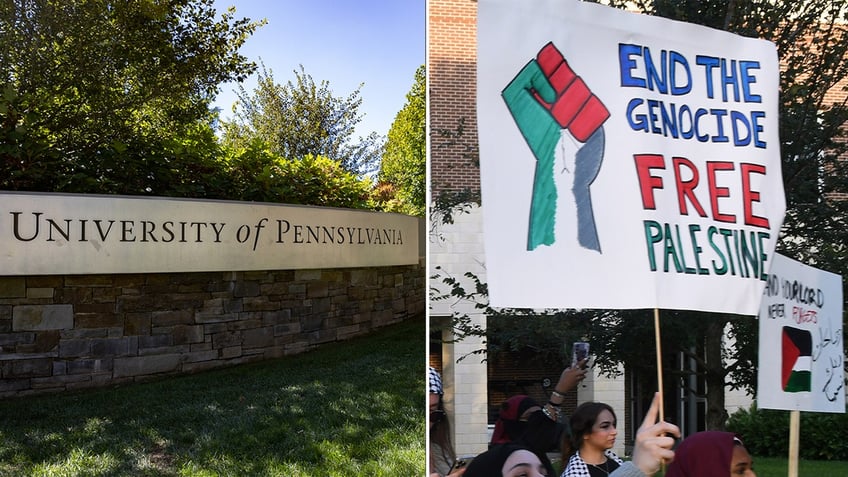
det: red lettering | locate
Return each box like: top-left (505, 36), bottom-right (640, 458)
top-left (741, 163), bottom-right (769, 228)
top-left (634, 154), bottom-right (665, 210)
top-left (637, 155), bottom-right (773, 229)
top-left (706, 161), bottom-right (736, 223)
top-left (792, 306), bottom-right (818, 325)
top-left (672, 157), bottom-right (706, 217)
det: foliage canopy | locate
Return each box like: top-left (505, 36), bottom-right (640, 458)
top-left (222, 142), bottom-right (372, 209)
top-left (378, 65), bottom-right (426, 216)
top-left (1, 1), bottom-right (388, 211)
top-left (220, 65), bottom-right (384, 176)
top-left (0, 0), bottom-right (263, 195)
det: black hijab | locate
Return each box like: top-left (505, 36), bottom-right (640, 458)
top-left (464, 443), bottom-right (555, 477)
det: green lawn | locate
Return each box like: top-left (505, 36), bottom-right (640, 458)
top-left (748, 456), bottom-right (848, 477)
top-left (651, 455), bottom-right (847, 477)
top-left (0, 317), bottom-right (426, 476)
top-left (555, 451), bottom-right (846, 477)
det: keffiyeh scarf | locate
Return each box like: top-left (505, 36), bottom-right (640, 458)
top-left (429, 366), bottom-right (443, 395)
top-left (561, 449), bottom-right (623, 477)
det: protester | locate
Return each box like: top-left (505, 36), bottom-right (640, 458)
top-left (611, 392), bottom-right (680, 477)
top-left (490, 395), bottom-right (549, 445)
top-left (560, 401), bottom-right (624, 477)
top-left (664, 431), bottom-right (756, 477)
top-left (463, 442), bottom-right (557, 477)
top-left (465, 393), bottom-right (678, 477)
top-left (490, 359), bottom-right (589, 456)
top-left (429, 367), bottom-right (466, 477)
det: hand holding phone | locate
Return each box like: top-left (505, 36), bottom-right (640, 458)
top-left (572, 341), bottom-right (590, 368)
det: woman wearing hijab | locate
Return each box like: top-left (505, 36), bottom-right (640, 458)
top-left (664, 431), bottom-right (756, 477)
top-left (490, 360), bottom-right (589, 455)
top-left (464, 443), bottom-right (557, 477)
top-left (465, 393), bottom-right (680, 477)
top-left (429, 367), bottom-right (465, 477)
top-left (490, 395), bottom-right (555, 445)
top-left (560, 402), bottom-right (624, 477)
top-left (488, 394), bottom-right (561, 471)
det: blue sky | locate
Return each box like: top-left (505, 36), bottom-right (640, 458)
top-left (211, 1), bottom-right (425, 139)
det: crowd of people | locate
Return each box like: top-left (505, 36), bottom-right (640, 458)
top-left (428, 365), bottom-right (756, 477)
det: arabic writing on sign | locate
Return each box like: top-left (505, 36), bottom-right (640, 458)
top-left (823, 355), bottom-right (844, 402)
top-left (812, 315), bottom-right (842, 361)
top-left (811, 312), bottom-right (844, 402)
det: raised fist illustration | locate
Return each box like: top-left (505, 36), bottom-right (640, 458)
top-left (502, 42), bottom-right (608, 252)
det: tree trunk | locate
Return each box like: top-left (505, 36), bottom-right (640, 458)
top-left (705, 317), bottom-right (729, 430)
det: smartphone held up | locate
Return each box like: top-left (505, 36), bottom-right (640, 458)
top-left (571, 341), bottom-right (589, 368)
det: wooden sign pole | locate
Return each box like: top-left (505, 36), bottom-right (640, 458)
top-left (654, 308), bottom-right (667, 473)
top-left (788, 410), bottom-right (800, 477)
top-left (654, 308), bottom-right (665, 421)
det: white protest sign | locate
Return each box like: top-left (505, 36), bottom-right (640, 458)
top-left (757, 253), bottom-right (844, 413)
top-left (478, 0), bottom-right (786, 313)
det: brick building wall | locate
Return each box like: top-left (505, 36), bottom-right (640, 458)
top-left (0, 263), bottom-right (424, 398)
top-left (825, 74), bottom-right (848, 201)
top-left (429, 0), bottom-right (480, 195)
top-left (427, 4), bottom-right (487, 458)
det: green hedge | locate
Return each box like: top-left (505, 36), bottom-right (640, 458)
top-left (727, 403), bottom-right (848, 460)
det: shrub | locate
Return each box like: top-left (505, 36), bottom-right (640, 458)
top-left (727, 402), bottom-right (848, 460)
top-left (223, 141), bottom-right (372, 209)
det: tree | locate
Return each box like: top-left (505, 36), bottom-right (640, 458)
top-left (220, 139), bottom-right (372, 209)
top-left (378, 65), bottom-right (426, 216)
top-left (220, 65), bottom-right (383, 175)
top-left (0, 0), bottom-right (263, 195)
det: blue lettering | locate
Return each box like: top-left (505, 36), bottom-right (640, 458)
top-left (644, 47), bottom-right (668, 94)
top-left (694, 108), bottom-right (709, 142)
top-left (711, 109), bottom-right (729, 142)
top-left (751, 111), bottom-right (766, 148)
top-left (679, 105), bottom-right (694, 139)
top-left (740, 61), bottom-right (762, 103)
top-left (731, 111), bottom-right (751, 146)
top-left (619, 43), bottom-right (646, 88)
top-left (669, 51), bottom-right (692, 95)
top-left (647, 99), bottom-right (662, 134)
top-left (696, 55), bottom-right (720, 99)
top-left (720, 59), bottom-right (740, 102)
top-left (627, 98), bottom-right (648, 131)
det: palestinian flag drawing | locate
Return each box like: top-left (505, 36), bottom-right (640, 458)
top-left (781, 326), bottom-right (812, 393)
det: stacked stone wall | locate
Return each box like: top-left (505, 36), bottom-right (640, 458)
top-left (0, 263), bottom-right (424, 397)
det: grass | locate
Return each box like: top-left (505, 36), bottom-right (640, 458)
top-left (649, 455), bottom-right (848, 477)
top-left (555, 452), bottom-right (847, 477)
top-left (0, 317), bottom-right (425, 476)
top-left (747, 456), bottom-right (848, 477)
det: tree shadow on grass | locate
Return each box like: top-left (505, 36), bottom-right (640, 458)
top-left (0, 317), bottom-right (425, 476)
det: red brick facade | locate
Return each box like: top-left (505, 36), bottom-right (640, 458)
top-left (825, 75), bottom-right (848, 201)
top-left (428, 0), bottom-right (480, 195)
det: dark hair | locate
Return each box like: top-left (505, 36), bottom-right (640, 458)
top-left (429, 395), bottom-right (456, 470)
top-left (561, 401), bottom-right (617, 458)
top-left (464, 443), bottom-right (556, 477)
